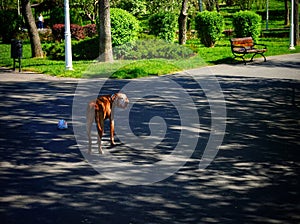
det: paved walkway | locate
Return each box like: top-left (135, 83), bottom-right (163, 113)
top-left (188, 53), bottom-right (300, 80)
top-left (0, 54), bottom-right (300, 224)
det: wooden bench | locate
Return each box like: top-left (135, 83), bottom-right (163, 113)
top-left (230, 37), bottom-right (267, 64)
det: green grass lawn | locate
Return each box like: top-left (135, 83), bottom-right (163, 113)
top-left (0, 37), bottom-right (299, 79)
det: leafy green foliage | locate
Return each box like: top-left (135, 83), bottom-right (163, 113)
top-left (49, 7), bottom-right (84, 25)
top-left (195, 11), bottom-right (224, 47)
top-left (83, 24), bottom-right (97, 37)
top-left (43, 42), bottom-right (65, 60)
top-left (111, 59), bottom-right (181, 79)
top-left (49, 7), bottom-right (64, 25)
top-left (43, 37), bottom-right (99, 60)
top-left (232, 11), bottom-right (262, 41)
top-left (52, 24), bottom-right (86, 41)
top-left (110, 8), bottom-right (140, 46)
top-left (114, 0), bottom-right (147, 18)
top-left (1, 38), bottom-right (300, 78)
top-left (237, 0), bottom-right (254, 10)
top-left (72, 38), bottom-right (99, 60)
top-left (0, 10), bottom-right (23, 43)
top-left (148, 12), bottom-right (178, 42)
top-left (113, 38), bottom-right (195, 60)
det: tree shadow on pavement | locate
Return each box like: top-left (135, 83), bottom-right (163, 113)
top-left (0, 76), bottom-right (299, 224)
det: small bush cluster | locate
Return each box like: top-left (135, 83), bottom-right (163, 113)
top-left (232, 11), bottom-right (262, 41)
top-left (72, 38), bottom-right (99, 60)
top-left (195, 11), bottom-right (224, 47)
top-left (52, 24), bottom-right (65, 42)
top-left (43, 37), bottom-right (99, 60)
top-left (52, 24), bottom-right (97, 42)
top-left (43, 36), bottom-right (195, 61)
top-left (83, 24), bottom-right (97, 38)
top-left (114, 38), bottom-right (195, 60)
top-left (44, 8), bottom-right (263, 61)
top-left (43, 42), bottom-right (65, 60)
top-left (70, 24), bottom-right (85, 40)
top-left (109, 8), bottom-right (140, 46)
top-left (148, 12), bottom-right (178, 42)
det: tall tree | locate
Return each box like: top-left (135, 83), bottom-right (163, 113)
top-left (294, 0), bottom-right (299, 45)
top-left (178, 0), bottom-right (188, 45)
top-left (98, 0), bottom-right (113, 62)
top-left (21, 0), bottom-right (43, 58)
top-left (284, 0), bottom-right (289, 26)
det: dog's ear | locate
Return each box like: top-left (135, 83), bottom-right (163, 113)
top-left (111, 93), bottom-right (117, 101)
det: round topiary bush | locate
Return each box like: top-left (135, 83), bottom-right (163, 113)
top-left (232, 11), bottom-right (262, 41)
top-left (195, 11), bottom-right (224, 47)
top-left (148, 12), bottom-right (178, 42)
top-left (110, 8), bottom-right (139, 46)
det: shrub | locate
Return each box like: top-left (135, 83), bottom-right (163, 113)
top-left (44, 37), bottom-right (99, 60)
top-left (72, 38), bottom-right (99, 60)
top-left (195, 11), bottom-right (224, 47)
top-left (113, 38), bottom-right (195, 60)
top-left (52, 24), bottom-right (85, 42)
top-left (52, 24), bottom-right (65, 42)
top-left (0, 10), bottom-right (23, 43)
top-left (148, 12), bottom-right (178, 42)
top-left (70, 24), bottom-right (85, 40)
top-left (83, 24), bottom-right (97, 37)
top-left (43, 42), bottom-right (65, 60)
top-left (110, 8), bottom-right (140, 46)
top-left (232, 11), bottom-right (262, 41)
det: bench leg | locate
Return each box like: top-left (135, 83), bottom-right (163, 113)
top-left (232, 54), bottom-right (247, 65)
top-left (250, 53), bottom-right (267, 62)
top-left (250, 53), bottom-right (256, 62)
top-left (262, 53), bottom-right (267, 62)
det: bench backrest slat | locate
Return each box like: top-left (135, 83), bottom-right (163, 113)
top-left (230, 37), bottom-right (254, 47)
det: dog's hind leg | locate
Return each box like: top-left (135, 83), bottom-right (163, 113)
top-left (86, 102), bottom-right (95, 154)
top-left (95, 110), bottom-right (104, 154)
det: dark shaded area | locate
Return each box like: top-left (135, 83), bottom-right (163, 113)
top-left (0, 74), bottom-right (299, 224)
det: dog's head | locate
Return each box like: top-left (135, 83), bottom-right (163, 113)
top-left (112, 93), bottom-right (129, 109)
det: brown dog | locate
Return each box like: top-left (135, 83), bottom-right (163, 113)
top-left (86, 93), bottom-right (129, 154)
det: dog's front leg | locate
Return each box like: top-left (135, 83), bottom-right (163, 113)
top-left (110, 118), bottom-right (115, 147)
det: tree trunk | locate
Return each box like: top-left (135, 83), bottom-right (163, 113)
top-left (294, 0), bottom-right (299, 45)
top-left (215, 0), bottom-right (220, 12)
top-left (285, 0), bottom-right (290, 26)
top-left (98, 0), bottom-right (113, 62)
top-left (21, 0), bottom-right (43, 58)
top-left (178, 0), bottom-right (189, 45)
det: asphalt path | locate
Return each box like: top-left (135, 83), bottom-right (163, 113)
top-left (0, 54), bottom-right (300, 224)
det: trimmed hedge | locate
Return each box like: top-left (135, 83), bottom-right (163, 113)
top-left (232, 11), bottom-right (262, 41)
top-left (83, 24), bottom-right (97, 37)
top-left (113, 38), bottom-right (195, 60)
top-left (148, 12), bottom-right (178, 42)
top-left (52, 24), bottom-right (86, 41)
top-left (43, 36), bottom-right (195, 61)
top-left (195, 11), bottom-right (224, 47)
top-left (43, 37), bottom-right (98, 60)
